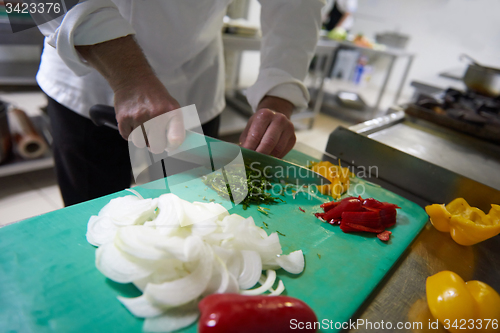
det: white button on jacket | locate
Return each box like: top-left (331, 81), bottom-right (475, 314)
top-left (36, 0), bottom-right (324, 124)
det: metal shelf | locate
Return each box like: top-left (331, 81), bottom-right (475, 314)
top-left (0, 22), bottom-right (44, 45)
top-left (0, 114), bottom-right (54, 178)
top-left (0, 152), bottom-right (53, 177)
top-left (0, 61), bottom-right (40, 86)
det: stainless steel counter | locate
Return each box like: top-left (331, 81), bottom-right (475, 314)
top-left (351, 109), bottom-right (500, 191)
top-left (304, 112), bottom-right (500, 332)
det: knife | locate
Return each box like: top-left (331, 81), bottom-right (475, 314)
top-left (89, 105), bottom-right (330, 186)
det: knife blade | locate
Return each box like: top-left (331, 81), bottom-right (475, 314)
top-left (89, 105), bottom-right (330, 186)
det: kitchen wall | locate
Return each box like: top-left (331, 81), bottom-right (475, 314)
top-left (2, 1), bottom-right (499, 98)
top-left (353, 0), bottom-right (500, 91)
top-left (240, 0), bottom-right (500, 98)
top-left (0, 45), bottom-right (41, 62)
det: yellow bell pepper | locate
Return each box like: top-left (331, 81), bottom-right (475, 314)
top-left (426, 271), bottom-right (500, 332)
top-left (310, 160), bottom-right (352, 199)
top-left (425, 198), bottom-right (500, 246)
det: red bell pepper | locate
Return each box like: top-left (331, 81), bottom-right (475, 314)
top-left (341, 211), bottom-right (382, 228)
top-left (377, 230), bottom-right (392, 241)
top-left (378, 208), bottom-right (397, 228)
top-left (322, 197), bottom-right (363, 221)
top-left (320, 198), bottom-right (347, 212)
top-left (198, 294), bottom-right (318, 333)
top-left (315, 196), bottom-right (400, 240)
top-left (340, 222), bottom-right (385, 234)
top-left (362, 198), bottom-right (384, 208)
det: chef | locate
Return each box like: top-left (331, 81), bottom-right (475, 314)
top-left (35, 0), bottom-right (324, 206)
top-left (322, 0), bottom-right (357, 31)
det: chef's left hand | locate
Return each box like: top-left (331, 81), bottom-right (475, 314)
top-left (239, 96), bottom-right (296, 159)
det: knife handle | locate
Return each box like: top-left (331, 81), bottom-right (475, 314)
top-left (89, 105), bottom-right (118, 130)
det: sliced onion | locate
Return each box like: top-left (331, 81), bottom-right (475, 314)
top-left (276, 250), bottom-right (305, 274)
top-left (204, 247), bottom-right (240, 294)
top-left (237, 250), bottom-right (262, 289)
top-left (153, 236), bottom-right (188, 262)
top-left (240, 270), bottom-right (276, 296)
top-left (222, 216), bottom-right (283, 263)
top-left (183, 235), bottom-right (205, 262)
top-left (202, 232), bottom-right (233, 246)
top-left (223, 249), bottom-right (242, 279)
top-left (261, 257), bottom-right (280, 271)
top-left (142, 302), bottom-right (199, 333)
top-left (88, 192), bottom-right (305, 332)
top-left (191, 218), bottom-right (219, 237)
top-left (152, 194), bottom-right (185, 235)
top-left (146, 259), bottom-right (188, 284)
top-left (117, 294), bottom-right (164, 318)
top-left (215, 258), bottom-right (241, 294)
top-left (99, 196), bottom-right (157, 226)
top-left (236, 232), bottom-right (283, 264)
top-left (224, 273), bottom-right (240, 294)
top-left (125, 188), bottom-right (144, 200)
top-left (203, 259), bottom-right (223, 296)
top-left (181, 201), bottom-right (229, 227)
top-left (144, 245), bottom-right (213, 307)
top-left (203, 255), bottom-right (230, 295)
top-left (95, 243), bottom-right (153, 283)
top-left (197, 202), bottom-right (229, 220)
top-left (133, 278), bottom-right (148, 292)
top-left (86, 215), bottom-right (118, 247)
top-left (211, 246), bottom-right (233, 264)
top-left (269, 280), bottom-right (285, 296)
top-left (114, 226), bottom-right (169, 261)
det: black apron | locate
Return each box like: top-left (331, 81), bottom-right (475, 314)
top-left (324, 1), bottom-right (344, 31)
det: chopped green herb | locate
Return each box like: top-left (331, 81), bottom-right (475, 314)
top-left (262, 221), bottom-right (269, 229)
top-left (185, 186), bottom-right (188, 188)
top-left (202, 196), bottom-right (206, 201)
top-left (202, 164), bottom-right (284, 209)
top-left (277, 231), bottom-right (286, 237)
top-left (257, 206), bottom-right (270, 215)
top-left (317, 253), bottom-right (321, 259)
top-left (209, 199), bottom-right (215, 202)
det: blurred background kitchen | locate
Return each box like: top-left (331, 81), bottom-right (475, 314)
top-left (1, 0), bottom-right (499, 225)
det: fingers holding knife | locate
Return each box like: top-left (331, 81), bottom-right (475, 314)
top-left (240, 96), bottom-right (296, 159)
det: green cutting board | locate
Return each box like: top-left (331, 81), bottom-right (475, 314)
top-left (0, 150), bottom-right (428, 333)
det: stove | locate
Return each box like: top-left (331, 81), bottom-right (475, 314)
top-left (405, 88), bottom-right (500, 144)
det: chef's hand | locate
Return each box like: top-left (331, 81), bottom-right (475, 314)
top-left (240, 96), bottom-right (296, 158)
top-left (76, 35), bottom-right (185, 154)
top-left (114, 74), bottom-right (185, 154)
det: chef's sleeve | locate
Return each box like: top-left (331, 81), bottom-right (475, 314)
top-left (36, 0), bottom-right (136, 76)
top-left (336, 0), bottom-right (358, 14)
top-left (246, 0), bottom-right (325, 112)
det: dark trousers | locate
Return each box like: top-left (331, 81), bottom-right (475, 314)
top-left (47, 97), bottom-right (220, 206)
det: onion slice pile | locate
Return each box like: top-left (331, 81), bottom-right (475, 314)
top-left (86, 193), bottom-right (305, 332)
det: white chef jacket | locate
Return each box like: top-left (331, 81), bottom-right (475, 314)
top-left (36, 0), bottom-right (324, 124)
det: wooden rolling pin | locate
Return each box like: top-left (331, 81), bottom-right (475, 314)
top-left (8, 108), bottom-right (48, 159)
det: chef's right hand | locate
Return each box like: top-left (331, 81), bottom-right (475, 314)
top-left (75, 36), bottom-right (186, 154)
top-left (113, 74), bottom-right (186, 154)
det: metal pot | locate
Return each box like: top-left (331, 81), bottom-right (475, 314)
top-left (460, 54), bottom-right (500, 97)
top-left (0, 101), bottom-right (12, 164)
